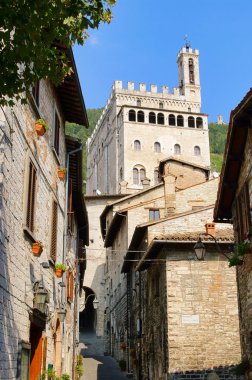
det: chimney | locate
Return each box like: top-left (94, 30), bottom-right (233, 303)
top-left (205, 223), bottom-right (216, 236)
top-left (163, 175), bottom-right (176, 216)
top-left (142, 177), bottom-right (151, 189)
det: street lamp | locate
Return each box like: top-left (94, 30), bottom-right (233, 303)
top-left (57, 306), bottom-right (66, 323)
top-left (194, 233), bottom-right (230, 261)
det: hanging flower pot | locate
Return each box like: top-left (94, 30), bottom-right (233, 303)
top-left (32, 241), bottom-right (43, 257)
top-left (35, 119), bottom-right (49, 136)
top-left (55, 264), bottom-right (67, 278)
top-left (58, 167), bottom-right (67, 181)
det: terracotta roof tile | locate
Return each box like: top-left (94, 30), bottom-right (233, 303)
top-left (154, 228), bottom-right (234, 242)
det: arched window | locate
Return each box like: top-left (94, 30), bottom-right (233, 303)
top-left (133, 168), bottom-right (139, 184)
top-left (169, 114), bottom-right (176, 126)
top-left (149, 112), bottom-right (156, 124)
top-left (174, 144), bottom-right (181, 155)
top-left (154, 169), bottom-right (161, 185)
top-left (134, 140), bottom-right (141, 151)
top-left (194, 146), bottom-right (201, 156)
top-left (137, 99), bottom-right (141, 107)
top-left (129, 110), bottom-right (136, 122)
top-left (159, 102), bottom-right (164, 109)
top-left (196, 117), bottom-right (203, 128)
top-left (189, 58), bottom-right (195, 84)
top-left (140, 168), bottom-right (146, 182)
top-left (154, 142), bottom-right (161, 153)
top-left (157, 113), bottom-right (164, 125)
top-left (177, 115), bottom-right (184, 127)
top-left (137, 111), bottom-right (144, 123)
top-left (188, 116), bottom-right (195, 128)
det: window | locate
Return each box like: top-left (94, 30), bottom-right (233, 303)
top-left (174, 144), bottom-right (181, 155)
top-left (129, 109), bottom-right (136, 122)
top-left (133, 168), bottom-right (139, 184)
top-left (177, 115), bottom-right (184, 127)
top-left (157, 113), bottom-right (164, 125)
top-left (194, 146), bottom-right (201, 156)
top-left (159, 102), bottom-right (164, 109)
top-left (137, 99), bottom-right (141, 107)
top-left (50, 201), bottom-right (58, 261)
top-left (196, 117), bottom-right (203, 128)
top-left (188, 116), bottom-right (195, 128)
top-left (154, 142), bottom-right (161, 153)
top-left (189, 58), bottom-right (195, 84)
top-left (137, 111), bottom-right (145, 123)
top-left (149, 209), bottom-right (160, 220)
top-left (53, 110), bottom-right (60, 156)
top-left (17, 341), bottom-right (31, 380)
top-left (31, 81), bottom-right (40, 107)
top-left (134, 140), bottom-right (141, 151)
top-left (67, 271), bottom-right (74, 302)
top-left (169, 114), bottom-right (176, 126)
top-left (140, 168), bottom-right (146, 182)
top-left (154, 169), bottom-right (161, 185)
top-left (235, 183), bottom-right (251, 241)
top-left (26, 161), bottom-right (37, 233)
top-left (149, 112), bottom-right (156, 124)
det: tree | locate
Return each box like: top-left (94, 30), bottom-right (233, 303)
top-left (0, 0), bottom-right (116, 105)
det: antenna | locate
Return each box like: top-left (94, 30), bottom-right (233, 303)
top-left (184, 35), bottom-right (190, 49)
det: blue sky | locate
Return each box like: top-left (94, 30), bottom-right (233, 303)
top-left (74, 0), bottom-right (252, 123)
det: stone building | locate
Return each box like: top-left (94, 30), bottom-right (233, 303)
top-left (214, 88), bottom-right (252, 362)
top-left (99, 158), bottom-right (241, 378)
top-left (86, 46), bottom-right (210, 195)
top-left (0, 48), bottom-right (89, 380)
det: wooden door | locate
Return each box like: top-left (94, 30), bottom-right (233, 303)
top-left (29, 323), bottom-right (43, 380)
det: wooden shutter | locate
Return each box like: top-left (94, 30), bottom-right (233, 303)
top-left (236, 182), bottom-right (251, 241)
top-left (67, 271), bottom-right (74, 303)
top-left (68, 179), bottom-right (74, 232)
top-left (50, 201), bottom-right (58, 261)
top-left (54, 111), bottom-right (60, 155)
top-left (42, 336), bottom-right (47, 373)
top-left (26, 161), bottom-right (37, 232)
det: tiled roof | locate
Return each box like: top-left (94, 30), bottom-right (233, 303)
top-left (154, 229), bottom-right (234, 242)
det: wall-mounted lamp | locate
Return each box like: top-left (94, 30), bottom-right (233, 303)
top-left (194, 238), bottom-right (205, 260)
top-left (57, 306), bottom-right (66, 323)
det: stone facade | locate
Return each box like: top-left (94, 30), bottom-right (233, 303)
top-left (0, 73), bottom-right (88, 379)
top-left (86, 46), bottom-right (210, 195)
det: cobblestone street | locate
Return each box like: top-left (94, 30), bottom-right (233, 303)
top-left (80, 333), bottom-right (128, 380)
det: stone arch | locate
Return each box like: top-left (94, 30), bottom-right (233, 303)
top-left (79, 287), bottom-right (97, 334)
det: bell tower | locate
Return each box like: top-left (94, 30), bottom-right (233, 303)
top-left (177, 43), bottom-right (201, 107)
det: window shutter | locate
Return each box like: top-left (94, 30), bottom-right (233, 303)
top-left (26, 161), bottom-right (37, 232)
top-left (50, 201), bottom-right (58, 261)
top-left (68, 179), bottom-right (74, 232)
top-left (54, 111), bottom-right (60, 155)
top-left (67, 271), bottom-right (74, 303)
top-left (236, 182), bottom-right (251, 241)
top-left (42, 336), bottom-right (47, 372)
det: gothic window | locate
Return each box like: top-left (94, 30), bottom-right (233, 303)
top-left (26, 160), bottom-right (37, 233)
top-left (154, 142), bottom-right (161, 153)
top-left (188, 116), bottom-right (195, 128)
top-left (50, 201), bottom-right (58, 261)
top-left (129, 109), bottom-right (136, 122)
top-left (133, 168), bottom-right (139, 184)
top-left (174, 144), bottom-right (181, 155)
top-left (137, 99), bottom-right (141, 107)
top-left (189, 58), bottom-right (195, 84)
top-left (194, 146), bottom-right (200, 156)
top-left (177, 115), bottom-right (184, 127)
top-left (137, 111), bottom-right (145, 123)
top-left (169, 114), bottom-right (176, 126)
top-left (149, 112), bottom-right (156, 124)
top-left (196, 117), bottom-right (203, 128)
top-left (134, 140), bottom-right (141, 151)
top-left (159, 102), bottom-right (164, 109)
top-left (157, 113), bottom-right (164, 125)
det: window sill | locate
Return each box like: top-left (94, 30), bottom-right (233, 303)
top-left (23, 226), bottom-right (36, 244)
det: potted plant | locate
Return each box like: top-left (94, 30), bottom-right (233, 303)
top-left (32, 241), bottom-right (43, 257)
top-left (57, 167), bottom-right (67, 181)
top-left (55, 264), bottom-right (67, 278)
top-left (35, 119), bottom-right (49, 136)
top-left (75, 354), bottom-right (84, 380)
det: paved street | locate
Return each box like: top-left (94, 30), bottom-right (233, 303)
top-left (80, 333), bottom-right (128, 380)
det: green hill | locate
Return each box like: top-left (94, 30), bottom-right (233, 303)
top-left (66, 111), bottom-right (229, 187)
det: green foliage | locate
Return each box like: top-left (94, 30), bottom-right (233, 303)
top-left (55, 263), bottom-right (67, 271)
top-left (66, 108), bottom-right (103, 190)
top-left (42, 369), bottom-right (70, 380)
top-left (61, 375), bottom-right (70, 380)
top-left (232, 358), bottom-right (250, 375)
top-left (0, 1), bottom-right (116, 105)
top-left (75, 354), bottom-right (84, 379)
top-left (209, 123), bottom-right (228, 173)
top-left (228, 240), bottom-right (250, 267)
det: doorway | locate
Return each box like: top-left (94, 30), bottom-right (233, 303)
top-left (29, 322), bottom-right (43, 380)
top-left (79, 287), bottom-right (97, 334)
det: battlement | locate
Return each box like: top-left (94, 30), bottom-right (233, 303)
top-left (178, 47), bottom-right (199, 56)
top-left (113, 80), bottom-right (185, 97)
